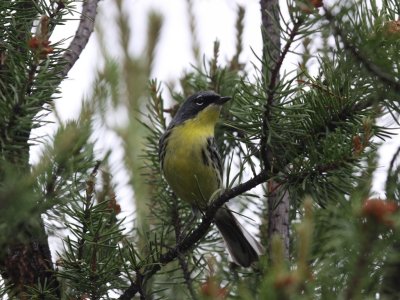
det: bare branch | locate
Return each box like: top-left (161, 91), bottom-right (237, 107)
top-left (60, 0), bottom-right (100, 78)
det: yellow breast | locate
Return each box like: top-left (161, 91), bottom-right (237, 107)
top-left (162, 106), bottom-right (222, 208)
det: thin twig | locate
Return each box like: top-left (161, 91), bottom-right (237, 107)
top-left (118, 169), bottom-right (268, 299)
top-left (385, 146), bottom-right (400, 198)
top-left (90, 232), bottom-right (100, 300)
top-left (77, 162), bottom-right (101, 259)
top-left (387, 146), bottom-right (400, 180)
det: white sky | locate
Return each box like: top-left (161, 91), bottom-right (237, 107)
top-left (50, 0), bottom-right (264, 119)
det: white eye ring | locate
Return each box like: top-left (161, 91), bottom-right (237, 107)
top-left (195, 99), bottom-right (204, 106)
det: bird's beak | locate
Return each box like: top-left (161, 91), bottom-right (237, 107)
top-left (215, 96), bottom-right (231, 105)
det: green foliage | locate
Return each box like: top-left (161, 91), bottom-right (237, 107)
top-left (1, 0), bottom-right (400, 299)
top-left (58, 164), bottom-right (125, 299)
top-left (0, 0), bottom-right (69, 167)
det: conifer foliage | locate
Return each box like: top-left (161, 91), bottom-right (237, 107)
top-left (1, 0), bottom-right (400, 299)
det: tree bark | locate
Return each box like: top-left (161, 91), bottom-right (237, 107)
top-left (260, 0), bottom-right (290, 259)
top-left (2, 221), bottom-right (60, 299)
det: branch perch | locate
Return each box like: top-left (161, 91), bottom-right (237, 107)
top-left (119, 169), bottom-right (268, 299)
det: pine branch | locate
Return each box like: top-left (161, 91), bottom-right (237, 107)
top-left (119, 169), bottom-right (268, 299)
top-left (381, 241), bottom-right (400, 298)
top-left (60, 0), bottom-right (100, 78)
top-left (344, 225), bottom-right (376, 300)
top-left (323, 6), bottom-right (400, 95)
top-left (385, 146), bottom-right (400, 199)
top-left (230, 6), bottom-right (245, 71)
top-left (172, 198), bottom-right (198, 300)
top-left (186, 0), bottom-right (201, 65)
top-left (77, 161), bottom-right (101, 260)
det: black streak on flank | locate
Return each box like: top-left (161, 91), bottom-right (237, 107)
top-left (201, 148), bottom-right (209, 166)
top-left (207, 137), bottom-right (223, 177)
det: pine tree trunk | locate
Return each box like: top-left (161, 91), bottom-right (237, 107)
top-left (2, 221), bottom-right (60, 299)
top-left (260, 0), bottom-right (290, 259)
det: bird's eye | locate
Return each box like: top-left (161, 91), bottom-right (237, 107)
top-left (195, 99), bottom-right (204, 106)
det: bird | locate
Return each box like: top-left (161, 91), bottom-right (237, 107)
top-left (159, 90), bottom-right (263, 267)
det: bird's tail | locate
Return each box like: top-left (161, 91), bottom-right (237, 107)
top-left (214, 207), bottom-right (263, 267)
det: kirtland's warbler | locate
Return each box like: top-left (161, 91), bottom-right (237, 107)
top-left (159, 91), bottom-right (263, 267)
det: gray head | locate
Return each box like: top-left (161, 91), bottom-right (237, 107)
top-left (169, 91), bottom-right (231, 127)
